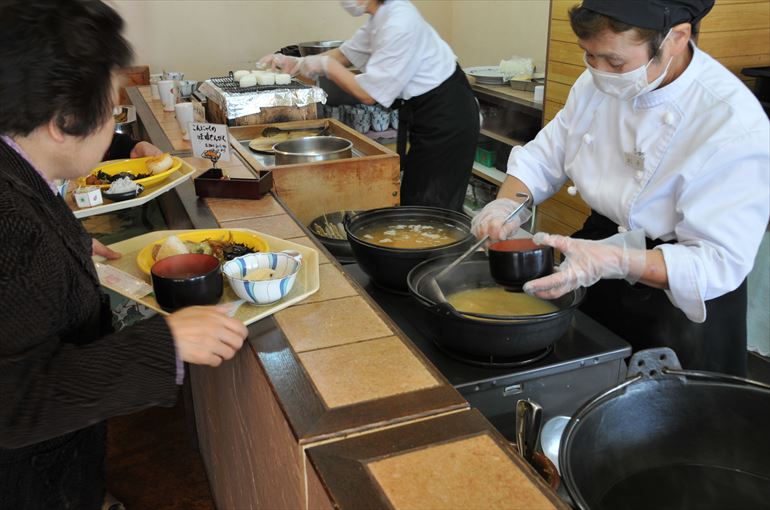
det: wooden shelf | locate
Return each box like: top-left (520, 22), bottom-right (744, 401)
top-left (471, 82), bottom-right (543, 112)
top-left (472, 161), bottom-right (506, 186)
top-left (479, 128), bottom-right (525, 148)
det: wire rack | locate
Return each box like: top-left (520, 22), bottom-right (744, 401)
top-left (210, 74), bottom-right (310, 94)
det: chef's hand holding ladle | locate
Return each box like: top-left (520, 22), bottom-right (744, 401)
top-left (471, 193), bottom-right (533, 242)
top-left (423, 192), bottom-right (530, 304)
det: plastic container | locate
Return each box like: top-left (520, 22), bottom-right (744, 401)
top-left (475, 143), bottom-right (497, 167)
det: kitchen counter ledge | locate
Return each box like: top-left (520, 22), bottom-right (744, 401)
top-left (127, 86), bottom-right (565, 510)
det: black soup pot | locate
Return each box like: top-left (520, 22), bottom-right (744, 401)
top-left (407, 252), bottom-right (584, 358)
top-left (345, 206), bottom-right (475, 292)
top-left (151, 253), bottom-right (223, 312)
top-left (488, 238), bottom-right (554, 291)
top-left (560, 349), bottom-right (770, 510)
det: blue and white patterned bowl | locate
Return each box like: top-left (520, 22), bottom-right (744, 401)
top-left (222, 250), bottom-right (302, 305)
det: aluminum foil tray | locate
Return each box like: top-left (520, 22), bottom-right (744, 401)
top-left (199, 77), bottom-right (327, 120)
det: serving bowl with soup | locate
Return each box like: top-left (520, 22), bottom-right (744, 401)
top-left (407, 251), bottom-right (584, 358)
top-left (345, 206), bottom-right (475, 292)
top-left (488, 238), bottom-right (554, 290)
top-left (222, 250), bottom-right (302, 305)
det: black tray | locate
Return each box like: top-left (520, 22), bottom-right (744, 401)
top-left (193, 167), bottom-right (273, 199)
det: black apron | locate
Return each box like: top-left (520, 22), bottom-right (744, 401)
top-left (395, 64), bottom-right (480, 211)
top-left (573, 211), bottom-right (748, 377)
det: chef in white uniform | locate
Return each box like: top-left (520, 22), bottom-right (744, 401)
top-left (260, 0), bottom-right (479, 211)
top-left (472, 0), bottom-right (769, 376)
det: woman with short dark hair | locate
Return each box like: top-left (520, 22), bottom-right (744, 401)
top-left (0, 2), bottom-right (248, 507)
top-left (473, 0), bottom-right (769, 376)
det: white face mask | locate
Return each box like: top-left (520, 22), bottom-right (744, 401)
top-left (585, 30), bottom-right (673, 100)
top-left (340, 0), bottom-right (367, 17)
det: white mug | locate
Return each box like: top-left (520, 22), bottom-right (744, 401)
top-left (174, 102), bottom-right (194, 140)
top-left (163, 71), bottom-right (184, 81)
top-left (150, 73), bottom-right (163, 100)
top-left (158, 80), bottom-right (177, 112)
top-left (177, 80), bottom-right (196, 98)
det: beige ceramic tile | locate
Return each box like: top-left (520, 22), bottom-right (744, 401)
top-left (222, 215), bottom-right (305, 240)
top-left (300, 264), bottom-right (357, 304)
top-left (275, 296), bottom-right (391, 352)
top-left (298, 336), bottom-right (440, 408)
top-left (205, 195), bottom-right (286, 223)
top-left (367, 434), bottom-right (556, 510)
top-left (287, 236), bottom-right (330, 264)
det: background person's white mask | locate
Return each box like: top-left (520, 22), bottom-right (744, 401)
top-left (340, 0), bottom-right (367, 16)
top-left (585, 30), bottom-right (673, 100)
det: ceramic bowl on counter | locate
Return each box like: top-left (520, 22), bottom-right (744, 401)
top-left (222, 250), bottom-right (302, 305)
top-left (151, 253), bottom-right (224, 312)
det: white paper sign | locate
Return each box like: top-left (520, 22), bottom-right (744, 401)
top-left (190, 122), bottom-right (230, 164)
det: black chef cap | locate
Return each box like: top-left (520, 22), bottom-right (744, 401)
top-left (580, 0), bottom-right (715, 31)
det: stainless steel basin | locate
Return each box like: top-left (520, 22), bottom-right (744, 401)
top-left (273, 136), bottom-right (353, 165)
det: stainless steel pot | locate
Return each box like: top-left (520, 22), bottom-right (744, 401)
top-left (298, 40), bottom-right (344, 57)
top-left (273, 136), bottom-right (352, 166)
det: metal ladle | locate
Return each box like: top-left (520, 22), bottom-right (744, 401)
top-left (422, 192), bottom-right (530, 304)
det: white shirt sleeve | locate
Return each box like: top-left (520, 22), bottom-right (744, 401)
top-left (339, 25), bottom-right (371, 70)
top-left (656, 128), bottom-right (770, 323)
top-left (355, 23), bottom-right (420, 108)
top-left (507, 73), bottom-right (592, 204)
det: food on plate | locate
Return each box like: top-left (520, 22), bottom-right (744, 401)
top-left (498, 56), bottom-right (534, 81)
top-left (239, 74), bottom-right (257, 88)
top-left (113, 109), bottom-right (128, 123)
top-left (106, 176), bottom-right (139, 193)
top-left (275, 73), bottom-right (291, 85)
top-left (447, 287), bottom-right (558, 317)
top-left (146, 153), bottom-right (174, 173)
top-left (151, 233), bottom-right (258, 264)
top-left (244, 267), bottom-right (278, 281)
top-left (355, 220), bottom-right (466, 249)
top-left (85, 169), bottom-right (150, 186)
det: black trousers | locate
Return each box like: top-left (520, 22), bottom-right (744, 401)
top-left (0, 422), bottom-right (107, 510)
top-left (396, 65), bottom-right (480, 211)
top-left (573, 212), bottom-right (748, 377)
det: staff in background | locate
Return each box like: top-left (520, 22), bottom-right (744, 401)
top-left (0, 1), bottom-right (248, 508)
top-left (260, 0), bottom-right (479, 211)
top-left (472, 0), bottom-right (769, 376)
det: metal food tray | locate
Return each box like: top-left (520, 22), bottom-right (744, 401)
top-left (211, 74), bottom-right (309, 94)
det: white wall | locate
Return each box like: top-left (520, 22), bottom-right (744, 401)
top-left (449, 0), bottom-right (550, 72)
top-left (110, 0), bottom-right (549, 80)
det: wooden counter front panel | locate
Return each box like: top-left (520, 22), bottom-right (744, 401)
top-left (190, 343), bottom-right (305, 510)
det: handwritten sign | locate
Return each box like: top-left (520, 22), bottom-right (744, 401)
top-left (190, 122), bottom-right (230, 165)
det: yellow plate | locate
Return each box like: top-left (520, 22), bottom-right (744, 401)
top-left (136, 229), bottom-right (270, 274)
top-left (82, 156), bottom-right (183, 189)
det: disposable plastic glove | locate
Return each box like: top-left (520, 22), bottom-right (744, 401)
top-left (294, 55), bottom-right (330, 79)
top-left (258, 54), bottom-right (302, 75)
top-left (523, 230), bottom-right (647, 299)
top-left (471, 197), bottom-right (532, 241)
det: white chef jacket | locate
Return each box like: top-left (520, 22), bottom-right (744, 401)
top-left (339, 0), bottom-right (457, 108)
top-left (508, 43), bottom-right (770, 323)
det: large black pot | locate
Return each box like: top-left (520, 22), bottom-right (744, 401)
top-left (560, 349), bottom-right (770, 510)
top-left (345, 206), bottom-right (475, 292)
top-left (407, 252), bottom-right (585, 358)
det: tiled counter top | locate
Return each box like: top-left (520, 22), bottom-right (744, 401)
top-left (127, 88), bottom-right (565, 510)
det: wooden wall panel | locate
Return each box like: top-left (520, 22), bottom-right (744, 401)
top-left (538, 0), bottom-right (770, 235)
